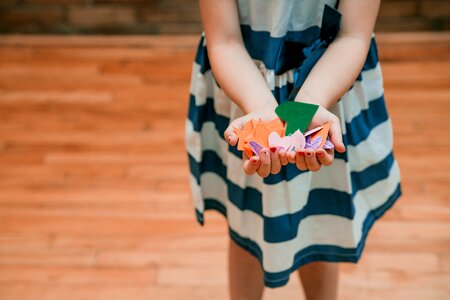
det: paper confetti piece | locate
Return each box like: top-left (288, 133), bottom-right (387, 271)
top-left (305, 136), bottom-right (322, 149)
top-left (253, 120), bottom-right (271, 148)
top-left (234, 121), bottom-right (255, 150)
top-left (275, 102), bottom-right (319, 134)
top-left (268, 131), bottom-right (292, 151)
top-left (243, 143), bottom-right (253, 158)
top-left (268, 130), bottom-right (305, 152)
top-left (304, 125), bottom-right (323, 137)
top-left (323, 140), bottom-right (335, 150)
top-left (249, 141), bottom-right (263, 155)
top-left (310, 122), bottom-right (331, 149)
top-left (267, 118), bottom-right (285, 131)
top-left (289, 130), bottom-right (306, 151)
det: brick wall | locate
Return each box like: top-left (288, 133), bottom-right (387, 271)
top-left (0, 0), bottom-right (449, 34)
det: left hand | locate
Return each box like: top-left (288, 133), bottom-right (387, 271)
top-left (286, 104), bottom-right (346, 172)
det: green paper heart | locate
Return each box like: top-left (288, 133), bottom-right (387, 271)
top-left (275, 102), bottom-right (319, 134)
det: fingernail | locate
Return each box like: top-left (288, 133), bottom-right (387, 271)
top-left (297, 151), bottom-right (304, 156)
top-left (316, 151), bottom-right (323, 156)
top-left (307, 152), bottom-right (313, 157)
top-left (270, 147), bottom-right (277, 153)
top-left (251, 158), bottom-right (258, 164)
top-left (227, 136), bottom-right (232, 142)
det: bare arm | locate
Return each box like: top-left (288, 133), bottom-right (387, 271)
top-left (295, 0), bottom-right (381, 108)
top-left (200, 0), bottom-right (283, 177)
top-left (199, 0), bottom-right (278, 114)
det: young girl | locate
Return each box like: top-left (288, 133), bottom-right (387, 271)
top-left (185, 0), bottom-right (402, 299)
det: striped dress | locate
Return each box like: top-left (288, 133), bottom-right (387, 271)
top-left (185, 0), bottom-right (402, 288)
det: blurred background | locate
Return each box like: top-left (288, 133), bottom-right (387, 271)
top-left (0, 0), bottom-right (450, 34)
top-left (0, 1), bottom-right (449, 300)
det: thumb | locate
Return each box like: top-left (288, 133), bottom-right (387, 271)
top-left (224, 115), bottom-right (252, 146)
top-left (329, 119), bottom-right (346, 153)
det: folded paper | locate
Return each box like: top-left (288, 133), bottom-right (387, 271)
top-left (233, 117), bottom-right (334, 157)
top-left (310, 122), bottom-right (331, 149)
top-left (233, 118), bottom-right (285, 157)
top-left (275, 102), bottom-right (319, 134)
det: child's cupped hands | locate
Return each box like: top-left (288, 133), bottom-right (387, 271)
top-left (224, 102), bottom-right (346, 178)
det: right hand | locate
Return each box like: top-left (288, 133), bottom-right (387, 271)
top-left (224, 103), bottom-right (288, 178)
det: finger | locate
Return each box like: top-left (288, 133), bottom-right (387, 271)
top-left (243, 155), bottom-right (259, 175)
top-left (257, 148), bottom-right (271, 178)
top-left (305, 150), bottom-right (321, 172)
top-left (316, 148), bottom-right (334, 166)
top-left (269, 147), bottom-right (281, 174)
top-left (329, 118), bottom-right (346, 153)
top-left (279, 150), bottom-right (289, 166)
top-left (295, 150), bottom-right (308, 171)
top-left (224, 124), bottom-right (239, 146)
top-left (287, 151), bottom-right (296, 164)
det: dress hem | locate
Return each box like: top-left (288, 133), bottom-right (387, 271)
top-left (194, 183), bottom-right (402, 288)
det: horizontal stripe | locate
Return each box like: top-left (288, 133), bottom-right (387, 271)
top-left (188, 95), bottom-right (229, 135)
top-left (185, 120), bottom-right (230, 164)
top-left (194, 27), bottom-right (379, 76)
top-left (189, 148), bottom-right (397, 243)
top-left (347, 120), bottom-right (393, 173)
top-left (345, 95), bottom-right (389, 146)
top-left (340, 63), bottom-right (384, 124)
top-left (237, 0), bottom-right (337, 38)
top-left (193, 161), bottom-right (401, 272)
top-left (241, 24), bottom-right (319, 74)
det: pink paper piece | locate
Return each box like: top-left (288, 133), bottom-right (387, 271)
top-left (249, 141), bottom-right (263, 155)
top-left (289, 130), bottom-right (305, 152)
top-left (323, 140), bottom-right (334, 149)
top-left (268, 131), bottom-right (292, 151)
top-left (304, 126), bottom-right (323, 137)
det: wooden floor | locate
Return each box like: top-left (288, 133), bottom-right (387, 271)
top-left (0, 33), bottom-right (449, 300)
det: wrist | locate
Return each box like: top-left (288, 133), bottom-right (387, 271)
top-left (243, 97), bottom-right (278, 114)
top-left (294, 90), bottom-right (333, 110)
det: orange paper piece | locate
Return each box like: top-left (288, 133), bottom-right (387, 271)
top-left (253, 120), bottom-right (272, 148)
top-left (267, 118), bottom-right (284, 130)
top-left (243, 143), bottom-right (253, 158)
top-left (233, 118), bottom-right (287, 157)
top-left (310, 122), bottom-right (331, 148)
top-left (234, 121), bottom-right (255, 150)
